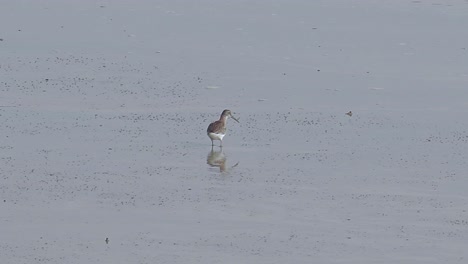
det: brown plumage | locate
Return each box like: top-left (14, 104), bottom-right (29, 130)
top-left (207, 109), bottom-right (239, 147)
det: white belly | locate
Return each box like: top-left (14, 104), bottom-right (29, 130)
top-left (208, 132), bottom-right (225, 141)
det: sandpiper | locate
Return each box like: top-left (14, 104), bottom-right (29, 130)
top-left (207, 109), bottom-right (239, 147)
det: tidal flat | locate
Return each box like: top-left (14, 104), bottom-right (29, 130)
top-left (1, 1), bottom-right (468, 263)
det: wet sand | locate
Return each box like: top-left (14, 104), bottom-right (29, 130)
top-left (1, 1), bottom-right (468, 263)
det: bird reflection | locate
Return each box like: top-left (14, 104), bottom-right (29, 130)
top-left (207, 147), bottom-right (239, 173)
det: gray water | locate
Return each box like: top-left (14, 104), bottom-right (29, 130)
top-left (1, 1), bottom-right (468, 263)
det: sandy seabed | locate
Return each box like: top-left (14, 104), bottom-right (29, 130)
top-left (1, 1), bottom-right (468, 263)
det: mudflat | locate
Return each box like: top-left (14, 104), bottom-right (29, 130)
top-left (1, 1), bottom-right (468, 263)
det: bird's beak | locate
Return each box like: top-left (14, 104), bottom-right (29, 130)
top-left (230, 114), bottom-right (239, 123)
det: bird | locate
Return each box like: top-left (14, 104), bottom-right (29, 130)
top-left (207, 109), bottom-right (239, 147)
top-left (346, 111), bottom-right (353, 117)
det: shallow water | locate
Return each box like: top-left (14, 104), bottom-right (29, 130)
top-left (1, 1), bottom-right (468, 263)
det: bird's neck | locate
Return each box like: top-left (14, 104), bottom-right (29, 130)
top-left (219, 115), bottom-right (228, 124)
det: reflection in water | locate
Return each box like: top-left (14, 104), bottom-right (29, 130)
top-left (206, 147), bottom-right (239, 172)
